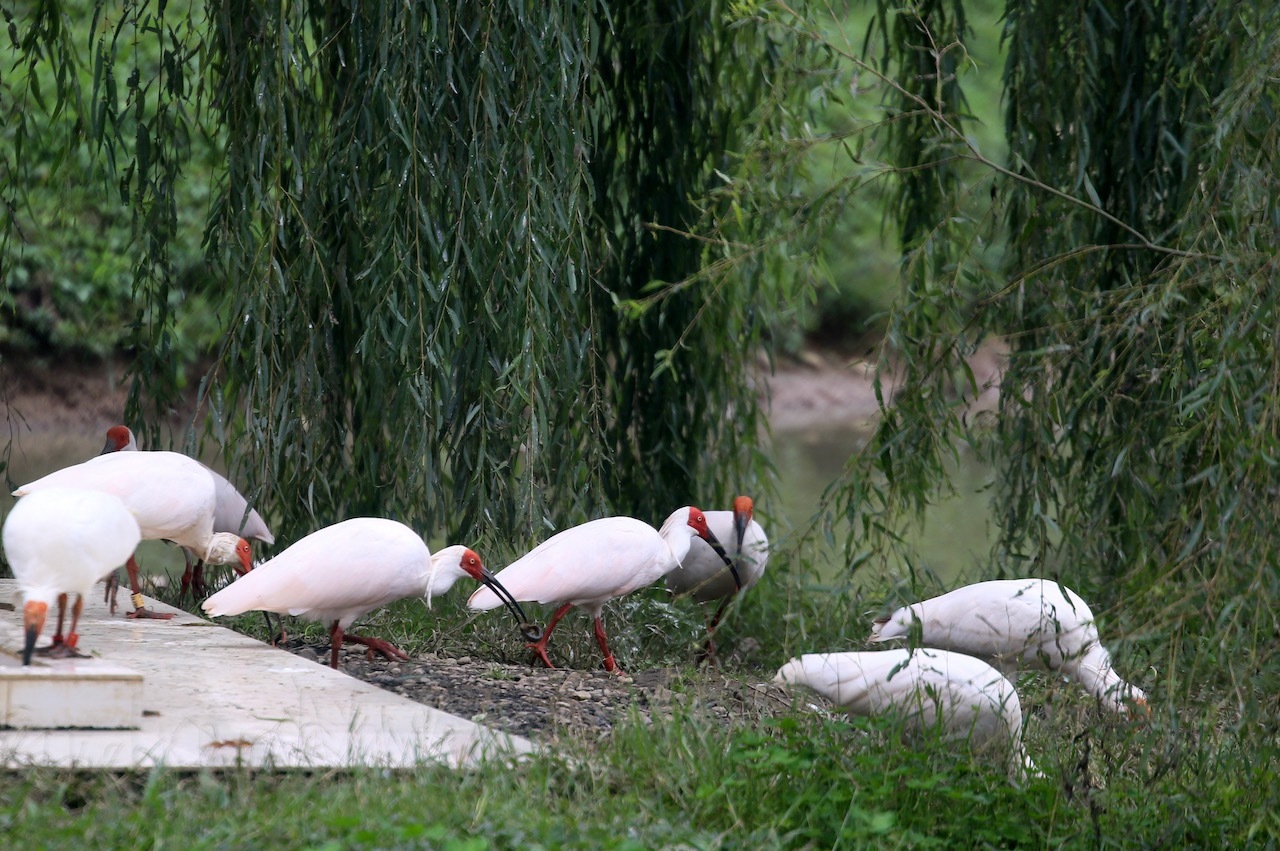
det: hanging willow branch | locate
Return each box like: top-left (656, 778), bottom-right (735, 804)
top-left (3, 1), bottom-right (809, 553)
top-left (832, 0), bottom-right (1280, 623)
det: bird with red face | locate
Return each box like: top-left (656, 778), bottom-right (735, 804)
top-left (664, 495), bottom-right (769, 662)
top-left (4, 487), bottom-right (143, 664)
top-left (101, 425), bottom-right (274, 600)
top-left (14, 450), bottom-right (253, 619)
top-left (469, 506), bottom-right (734, 674)
top-left (202, 517), bottom-right (531, 669)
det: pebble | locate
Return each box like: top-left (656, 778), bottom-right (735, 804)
top-left (281, 644), bottom-right (783, 742)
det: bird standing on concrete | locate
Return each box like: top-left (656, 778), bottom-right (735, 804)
top-left (14, 451), bottom-right (253, 619)
top-left (870, 578), bottom-right (1147, 716)
top-left (202, 517), bottom-right (533, 669)
top-left (468, 506), bottom-right (735, 674)
top-left (664, 495), bottom-right (768, 662)
top-left (774, 648), bottom-right (1038, 781)
top-left (101, 425), bottom-right (274, 599)
top-left (2, 487), bottom-right (142, 664)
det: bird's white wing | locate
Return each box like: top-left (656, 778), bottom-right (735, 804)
top-left (202, 519), bottom-right (424, 619)
top-left (469, 518), bottom-right (664, 609)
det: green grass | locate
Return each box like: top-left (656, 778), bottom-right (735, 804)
top-left (6, 687), bottom-right (1277, 848)
top-left (11, 548), bottom-right (1273, 849)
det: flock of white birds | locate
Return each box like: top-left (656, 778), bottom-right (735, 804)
top-left (3, 426), bottom-right (1146, 777)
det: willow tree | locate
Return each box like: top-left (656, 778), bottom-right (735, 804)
top-left (787, 1), bottom-right (1280, 664)
top-left (2, 2), bottom-right (806, 549)
top-left (662, 0), bottom-right (1280, 665)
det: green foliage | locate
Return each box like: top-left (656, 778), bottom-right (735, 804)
top-left (189, 0), bottom-right (808, 547)
top-left (5, 687), bottom-right (1279, 847)
top-left (761, 1), bottom-right (1280, 680)
top-left (0, 0), bottom-right (222, 365)
top-left (3, 1), bottom-right (815, 545)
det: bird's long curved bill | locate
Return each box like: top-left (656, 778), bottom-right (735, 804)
top-left (479, 568), bottom-right (540, 639)
top-left (701, 528), bottom-right (742, 592)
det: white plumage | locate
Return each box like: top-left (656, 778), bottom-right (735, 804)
top-left (664, 495), bottom-right (768, 661)
top-left (774, 649), bottom-right (1037, 781)
top-left (664, 495), bottom-right (769, 602)
top-left (202, 517), bottom-right (528, 669)
top-left (870, 578), bottom-right (1147, 716)
top-left (469, 506), bottom-right (732, 673)
top-left (3, 487), bottom-right (142, 663)
top-left (14, 450), bottom-right (253, 618)
top-left (103, 425), bottom-right (273, 597)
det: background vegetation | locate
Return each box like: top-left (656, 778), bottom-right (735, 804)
top-left (4, 0), bottom-right (1280, 846)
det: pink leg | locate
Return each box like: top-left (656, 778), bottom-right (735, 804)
top-left (124, 554), bottom-right (174, 620)
top-left (592, 615), bottom-right (622, 675)
top-left (526, 603), bottom-right (574, 669)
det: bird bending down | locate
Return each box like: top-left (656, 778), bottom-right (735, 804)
top-left (469, 506), bottom-right (734, 674)
top-left (664, 495), bottom-right (769, 662)
top-left (870, 578), bottom-right (1147, 717)
top-left (2, 488), bottom-right (142, 664)
top-left (101, 425), bottom-right (274, 599)
top-left (201, 517), bottom-right (532, 669)
top-left (774, 649), bottom-right (1038, 782)
top-left (14, 451), bottom-right (253, 619)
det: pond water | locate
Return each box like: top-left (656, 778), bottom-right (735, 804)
top-left (1, 425), bottom-right (997, 590)
top-left (1, 430), bottom-right (210, 580)
top-left (769, 425), bottom-right (996, 588)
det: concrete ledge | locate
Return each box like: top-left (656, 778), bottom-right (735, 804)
top-left (0, 651), bottom-right (144, 730)
top-left (0, 580), bottom-right (533, 769)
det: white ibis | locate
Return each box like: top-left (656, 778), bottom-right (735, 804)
top-left (102, 425), bottom-right (275, 599)
top-left (468, 506), bottom-right (734, 674)
top-left (663, 495), bottom-right (768, 661)
top-left (2, 487), bottom-right (142, 664)
top-left (774, 649), bottom-right (1037, 781)
top-left (13, 451), bottom-right (253, 619)
top-left (870, 578), bottom-right (1148, 717)
top-left (201, 517), bottom-right (533, 669)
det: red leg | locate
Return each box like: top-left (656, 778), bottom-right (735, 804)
top-left (526, 603), bottom-right (574, 670)
top-left (124, 554), bottom-right (174, 620)
top-left (66, 594), bottom-right (84, 651)
top-left (178, 548), bottom-right (197, 601)
top-left (324, 622), bottom-right (408, 668)
top-left (43, 596), bottom-right (87, 659)
top-left (192, 559), bottom-right (209, 599)
top-left (696, 596), bottom-right (734, 668)
top-left (329, 621), bottom-right (343, 669)
top-left (51, 593), bottom-right (69, 646)
top-left (592, 615), bottom-right (622, 674)
top-left (344, 634), bottom-right (410, 662)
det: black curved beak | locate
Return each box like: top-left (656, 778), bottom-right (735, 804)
top-left (733, 510), bottom-right (749, 554)
top-left (701, 528), bottom-right (742, 592)
top-left (479, 568), bottom-right (542, 641)
top-left (99, 438), bottom-right (115, 456)
top-left (22, 623), bottom-right (38, 666)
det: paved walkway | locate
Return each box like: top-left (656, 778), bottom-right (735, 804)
top-left (0, 580), bottom-right (533, 769)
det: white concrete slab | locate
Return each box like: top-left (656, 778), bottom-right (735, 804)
top-left (0, 651), bottom-right (144, 729)
top-left (0, 580), bottom-right (533, 769)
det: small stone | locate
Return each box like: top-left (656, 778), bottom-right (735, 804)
top-left (571, 690), bottom-right (591, 701)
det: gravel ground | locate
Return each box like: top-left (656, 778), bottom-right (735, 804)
top-left (281, 638), bottom-right (796, 743)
